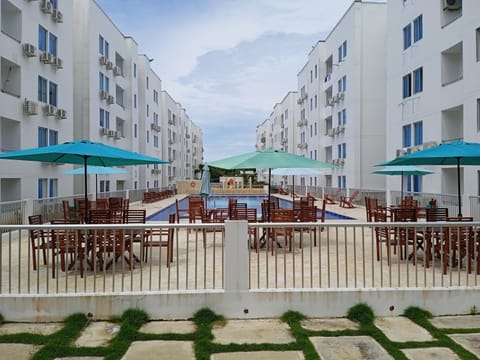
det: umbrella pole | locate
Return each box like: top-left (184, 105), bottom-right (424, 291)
top-left (268, 168), bottom-right (272, 222)
top-left (401, 172), bottom-right (404, 202)
top-left (95, 174), bottom-right (98, 200)
top-left (83, 158), bottom-right (88, 223)
top-left (456, 157), bottom-right (462, 217)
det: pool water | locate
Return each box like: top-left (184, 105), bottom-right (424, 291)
top-left (147, 195), bottom-right (354, 222)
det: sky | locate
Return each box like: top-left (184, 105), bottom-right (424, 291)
top-left (96, 0), bottom-right (354, 162)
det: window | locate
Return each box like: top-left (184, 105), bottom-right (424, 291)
top-left (413, 15), bottom-right (423, 42)
top-left (38, 127), bottom-right (48, 147)
top-left (314, 122), bottom-right (317, 136)
top-left (49, 0), bottom-right (58, 10)
top-left (146, 104), bottom-right (149, 117)
top-left (49, 179), bottom-right (57, 198)
top-left (100, 108), bottom-right (110, 128)
top-left (153, 89), bottom-right (158, 104)
top-left (413, 67), bottom-right (423, 94)
top-left (99, 35), bottom-right (109, 58)
top-left (38, 76), bottom-right (48, 103)
top-left (49, 129), bottom-right (58, 146)
top-left (413, 121), bottom-right (423, 146)
top-left (134, 123), bottom-right (137, 138)
top-left (402, 124), bottom-right (412, 147)
top-left (147, 130), bottom-right (150, 143)
top-left (146, 76), bottom-right (149, 89)
top-left (38, 179), bottom-right (47, 199)
top-left (476, 27), bottom-right (480, 62)
top-left (100, 180), bottom-right (110, 193)
top-left (403, 24), bottom-right (412, 50)
top-left (38, 26), bottom-right (47, 52)
top-left (99, 35), bottom-right (104, 54)
top-left (39, 178), bottom-right (58, 199)
top-left (314, 94), bottom-right (318, 108)
top-left (338, 40), bottom-right (347, 62)
top-left (154, 135), bottom-right (158, 148)
top-left (134, 94), bottom-right (137, 108)
top-left (48, 33), bottom-right (57, 56)
top-left (402, 73), bottom-right (412, 98)
top-left (310, 70), bottom-right (313, 83)
top-left (48, 82), bottom-right (57, 106)
top-left (314, 65), bottom-right (317, 79)
top-left (133, 63), bottom-right (136, 77)
top-left (310, 98), bottom-right (313, 110)
top-left (338, 76), bottom-right (347, 92)
top-left (477, 99), bottom-right (480, 132)
top-left (99, 73), bottom-right (109, 92)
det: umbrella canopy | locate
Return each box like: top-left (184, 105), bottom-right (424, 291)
top-left (0, 140), bottom-right (168, 218)
top-left (373, 166), bottom-right (434, 201)
top-left (208, 149), bottom-right (333, 220)
top-left (200, 164), bottom-right (211, 198)
top-left (378, 140), bottom-right (480, 216)
top-left (64, 165), bottom-right (128, 199)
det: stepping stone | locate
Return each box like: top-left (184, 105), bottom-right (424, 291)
top-left (301, 318), bottom-right (359, 331)
top-left (402, 347), bottom-right (460, 360)
top-left (374, 317), bottom-right (433, 342)
top-left (310, 336), bottom-right (393, 360)
top-left (211, 351), bottom-right (304, 360)
top-left (74, 321), bottom-right (120, 347)
top-left (449, 333), bottom-right (480, 357)
top-left (0, 322), bottom-right (62, 335)
top-left (0, 343), bottom-right (40, 360)
top-left (212, 319), bottom-right (294, 344)
top-left (122, 340), bottom-right (194, 360)
top-left (431, 315), bottom-right (480, 329)
top-left (139, 320), bottom-right (195, 334)
top-left (54, 358), bottom-right (103, 360)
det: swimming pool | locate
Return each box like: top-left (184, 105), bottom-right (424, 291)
top-left (147, 195), bottom-right (354, 221)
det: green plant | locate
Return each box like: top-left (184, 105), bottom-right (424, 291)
top-left (469, 306), bottom-right (477, 315)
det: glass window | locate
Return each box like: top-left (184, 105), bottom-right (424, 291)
top-left (342, 143), bottom-right (347, 158)
top-left (99, 35), bottom-right (104, 55)
top-left (134, 94), bottom-right (137, 108)
top-left (134, 123), bottom-right (137, 138)
top-left (147, 130), bottom-right (150, 143)
top-left (477, 99), bottom-right (480, 132)
top-left (402, 124), bottom-right (412, 147)
top-left (342, 41), bottom-right (347, 59)
top-left (49, 178), bottom-right (57, 198)
top-left (105, 77), bottom-right (109, 93)
top-left (402, 73), bottom-right (412, 98)
top-left (38, 179), bottom-right (47, 199)
top-left (48, 33), bottom-right (57, 56)
top-left (403, 24), bottom-right (412, 50)
top-left (99, 73), bottom-right (104, 90)
top-left (413, 121), bottom-right (423, 145)
top-left (104, 41), bottom-right (109, 59)
top-left (49, 129), bottom-right (58, 145)
top-left (38, 76), bottom-right (48, 103)
top-left (38, 26), bottom-right (47, 52)
top-left (48, 82), bottom-right (57, 106)
top-left (413, 15), bottom-right (423, 42)
top-left (133, 63), bottom-right (136, 77)
top-left (413, 67), bottom-right (423, 94)
top-left (38, 127), bottom-right (48, 147)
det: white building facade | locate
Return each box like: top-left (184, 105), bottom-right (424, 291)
top-left (385, 0), bottom-right (480, 200)
top-left (0, 0), bottom-right (202, 201)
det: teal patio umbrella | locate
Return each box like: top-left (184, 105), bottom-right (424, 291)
top-left (64, 165), bottom-right (128, 199)
top-left (379, 140), bottom-right (480, 216)
top-left (200, 164), bottom-right (211, 198)
top-left (208, 148), bottom-right (333, 220)
top-left (373, 165), bottom-right (434, 201)
top-left (0, 140), bottom-right (168, 219)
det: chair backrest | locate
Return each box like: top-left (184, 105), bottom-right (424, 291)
top-left (123, 198), bottom-right (130, 210)
top-left (109, 197), bottom-right (123, 211)
top-left (95, 198), bottom-right (109, 210)
top-left (246, 208), bottom-right (257, 222)
top-left (123, 209), bottom-right (146, 224)
top-left (230, 202), bottom-right (248, 220)
top-left (400, 198), bottom-right (418, 208)
top-left (62, 200), bottom-right (71, 219)
top-left (271, 209), bottom-right (295, 223)
top-left (298, 206), bottom-right (317, 223)
top-left (349, 190), bottom-right (360, 200)
top-left (393, 207), bottom-right (417, 222)
top-left (426, 207), bottom-right (449, 222)
top-left (89, 209), bottom-right (113, 224)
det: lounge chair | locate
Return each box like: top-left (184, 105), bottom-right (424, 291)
top-left (339, 190), bottom-right (360, 208)
top-left (324, 189), bottom-right (341, 204)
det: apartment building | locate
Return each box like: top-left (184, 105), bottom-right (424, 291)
top-left (0, 0), bottom-right (73, 200)
top-left (255, 91), bottom-right (299, 185)
top-left (0, 0), bottom-right (202, 201)
top-left (257, 1), bottom-right (387, 191)
top-left (386, 0), bottom-right (480, 199)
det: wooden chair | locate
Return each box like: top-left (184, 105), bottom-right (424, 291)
top-left (392, 207), bottom-right (419, 264)
top-left (198, 205), bottom-right (224, 247)
top-left (435, 221), bottom-right (474, 275)
top-left (123, 209), bottom-right (147, 263)
top-left (95, 198), bottom-right (109, 210)
top-left (28, 215), bottom-right (51, 271)
top-left (426, 207), bottom-right (449, 222)
top-left (229, 202), bottom-right (248, 220)
top-left (143, 213), bottom-right (175, 266)
top-left (268, 209), bottom-right (295, 255)
top-left (246, 208), bottom-right (259, 250)
top-left (175, 199), bottom-right (190, 223)
top-left (324, 189), bottom-right (340, 204)
top-left (188, 197), bottom-right (205, 224)
top-left (62, 200), bottom-right (79, 221)
top-left (50, 219), bottom-right (85, 278)
top-left (339, 190), bottom-right (360, 208)
top-left (365, 197), bottom-right (378, 222)
top-left (295, 206), bottom-right (318, 248)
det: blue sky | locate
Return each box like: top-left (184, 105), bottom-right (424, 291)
top-left (96, 0), bottom-right (354, 162)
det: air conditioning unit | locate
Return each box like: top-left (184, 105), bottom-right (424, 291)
top-left (99, 56), bottom-right (108, 66)
top-left (23, 100), bottom-right (38, 115)
top-left (113, 66), bottom-right (122, 76)
top-left (43, 104), bottom-right (56, 116)
top-left (327, 98), bottom-right (334, 106)
top-left (106, 61), bottom-right (113, 70)
top-left (339, 125), bottom-right (345, 133)
top-left (168, 119), bottom-right (174, 125)
top-left (338, 158), bottom-right (345, 165)
top-left (150, 123), bottom-right (161, 131)
top-left (407, 145), bottom-right (422, 154)
top-left (106, 95), bottom-right (115, 104)
top-left (423, 141), bottom-right (438, 150)
top-left (396, 149), bottom-right (406, 157)
top-left (114, 131), bottom-right (121, 139)
top-left (107, 130), bottom-right (116, 137)
top-left (151, 169), bottom-right (162, 174)
top-left (40, 0), bottom-right (52, 13)
top-left (336, 92), bottom-right (345, 101)
top-left (99, 90), bottom-right (108, 100)
top-left (52, 57), bottom-right (63, 69)
top-left (52, 9), bottom-right (63, 22)
top-left (23, 43), bottom-right (37, 57)
top-left (334, 127), bottom-right (341, 135)
top-left (55, 108), bottom-right (67, 119)
top-left (39, 52), bottom-right (53, 64)
top-left (169, 139), bottom-right (175, 145)
top-left (443, 0), bottom-right (461, 10)
top-left (101, 127), bottom-right (109, 135)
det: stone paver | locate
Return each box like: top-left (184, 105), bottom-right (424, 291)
top-left (74, 321), bottom-right (120, 347)
top-left (374, 317), bottom-right (433, 342)
top-left (402, 347), bottom-right (460, 360)
top-left (310, 336), bottom-right (393, 360)
top-left (0, 343), bottom-right (40, 360)
top-left (212, 319), bottom-right (294, 344)
top-left (121, 340), bottom-right (195, 360)
top-left (54, 357), bottom-right (103, 360)
top-left (211, 351), bottom-right (304, 360)
top-left (0, 322), bottom-right (62, 335)
top-left (139, 320), bottom-right (196, 334)
top-left (449, 333), bottom-right (480, 357)
top-left (301, 318), bottom-right (359, 331)
top-left (431, 315), bottom-right (480, 329)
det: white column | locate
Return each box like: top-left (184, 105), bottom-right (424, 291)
top-left (223, 220), bottom-right (249, 292)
